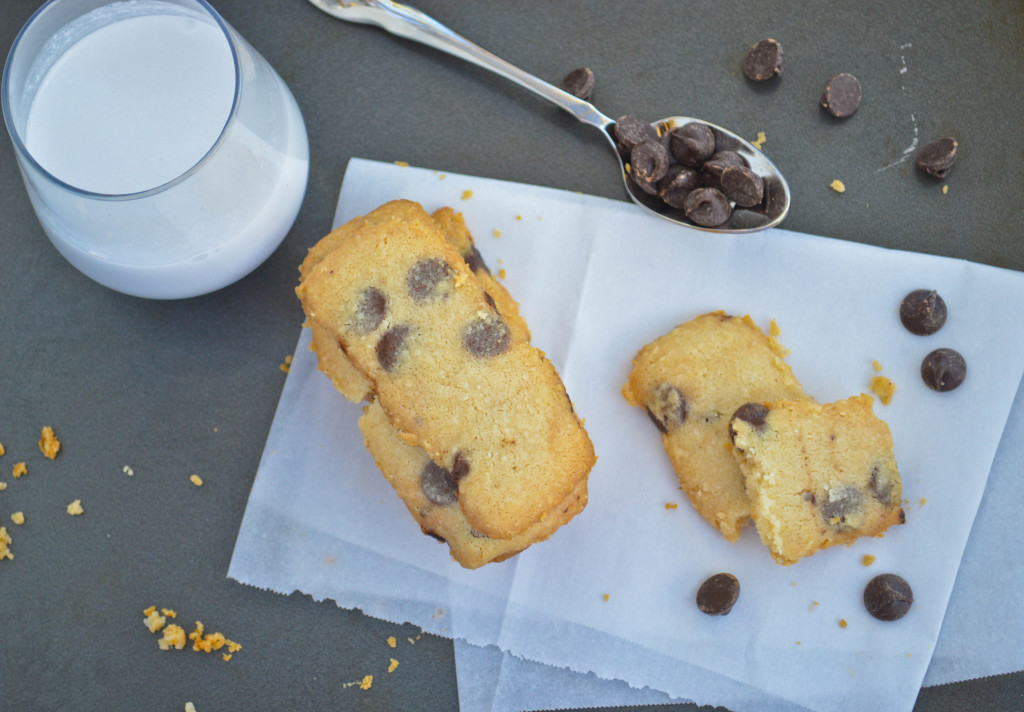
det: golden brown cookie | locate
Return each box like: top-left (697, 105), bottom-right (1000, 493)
top-left (623, 312), bottom-right (810, 541)
top-left (729, 394), bottom-right (904, 565)
top-left (297, 200), bottom-right (595, 539)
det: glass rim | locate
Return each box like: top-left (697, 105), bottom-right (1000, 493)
top-left (0, 0), bottom-right (242, 201)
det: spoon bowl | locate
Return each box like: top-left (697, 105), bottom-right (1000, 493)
top-left (307, 0), bottom-right (790, 233)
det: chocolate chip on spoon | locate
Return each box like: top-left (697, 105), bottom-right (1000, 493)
top-left (683, 187), bottom-right (732, 227)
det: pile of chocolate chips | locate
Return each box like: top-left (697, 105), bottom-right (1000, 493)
top-left (613, 115), bottom-right (767, 228)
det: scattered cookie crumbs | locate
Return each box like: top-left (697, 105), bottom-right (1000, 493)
top-left (795, 641), bottom-right (802, 645)
top-left (862, 554), bottom-right (876, 566)
top-left (280, 354), bottom-right (293, 373)
top-left (438, 173), bottom-right (446, 180)
top-left (0, 482), bottom-right (7, 491)
top-left (393, 160), bottom-right (409, 167)
top-left (0, 442), bottom-right (5, 456)
top-left (497, 268), bottom-right (507, 279)
top-left (185, 703), bottom-right (197, 712)
top-left (461, 190), bottom-right (473, 200)
top-left (493, 229), bottom-right (501, 238)
top-left (839, 619), bottom-right (848, 629)
top-left (66, 499), bottom-right (84, 516)
top-left (189, 474), bottom-right (204, 487)
top-left (602, 593), bottom-right (610, 602)
top-left (162, 608), bottom-right (177, 618)
top-left (39, 426), bottom-right (61, 459)
top-left (920, 497), bottom-right (927, 506)
top-left (144, 606), bottom-right (167, 633)
top-left (13, 462), bottom-right (27, 478)
top-left (752, 131), bottom-right (767, 149)
top-left (870, 376), bottom-right (896, 405)
top-left (942, 185), bottom-right (948, 195)
top-left (387, 636), bottom-right (397, 648)
top-left (0, 526), bottom-right (12, 560)
top-left (342, 675), bottom-right (374, 690)
top-left (810, 601), bottom-right (820, 611)
top-left (222, 654), bottom-right (232, 661)
top-left (872, 360), bottom-right (884, 372)
top-left (769, 319), bottom-right (781, 338)
top-left (123, 465), bottom-right (134, 476)
top-left (829, 179), bottom-right (846, 193)
top-left (515, 215), bottom-right (522, 221)
top-left (388, 658), bottom-right (399, 673)
top-left (664, 502), bottom-right (678, 510)
top-left (159, 624), bottom-right (188, 650)
top-left (11, 512), bottom-right (25, 525)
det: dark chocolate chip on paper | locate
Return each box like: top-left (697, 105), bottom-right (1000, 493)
top-left (864, 573), bottom-right (914, 621)
top-left (697, 573), bottom-right (741, 616)
top-left (921, 347), bottom-right (966, 392)
top-left (900, 289), bottom-right (947, 335)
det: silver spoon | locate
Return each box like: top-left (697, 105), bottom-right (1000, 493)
top-left (306, 0), bottom-right (790, 233)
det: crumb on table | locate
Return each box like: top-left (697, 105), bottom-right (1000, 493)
top-left (66, 499), bottom-right (84, 516)
top-left (388, 658), bottom-right (399, 673)
top-left (829, 179), bottom-right (846, 193)
top-left (13, 462), bottom-right (27, 478)
top-left (189, 474), bottom-right (204, 487)
top-left (861, 554), bottom-right (876, 566)
top-left (11, 512), bottom-right (25, 525)
top-left (39, 426), bottom-right (61, 459)
top-left (144, 606), bottom-right (167, 633)
top-left (0, 442), bottom-right (5, 456)
top-left (159, 624), bottom-right (187, 650)
top-left (0, 526), bottom-right (12, 560)
top-left (870, 376), bottom-right (896, 405)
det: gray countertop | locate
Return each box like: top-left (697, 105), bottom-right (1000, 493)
top-left (1, 1), bottom-right (1021, 710)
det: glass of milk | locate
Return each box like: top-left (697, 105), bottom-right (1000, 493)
top-left (2, 0), bottom-right (310, 299)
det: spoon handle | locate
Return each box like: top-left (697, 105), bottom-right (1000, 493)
top-left (308, 0), bottom-right (614, 131)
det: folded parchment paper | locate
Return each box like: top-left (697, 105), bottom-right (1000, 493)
top-left (229, 159), bottom-right (1024, 712)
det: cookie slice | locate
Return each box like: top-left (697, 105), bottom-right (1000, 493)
top-left (298, 200), bottom-right (595, 539)
top-left (728, 394), bottom-right (904, 565)
top-left (623, 312), bottom-right (811, 541)
top-left (359, 401), bottom-right (587, 568)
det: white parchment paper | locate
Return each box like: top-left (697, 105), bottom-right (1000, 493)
top-left (229, 159), bottom-right (1024, 712)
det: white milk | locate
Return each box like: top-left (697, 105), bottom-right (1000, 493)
top-left (16, 1), bottom-right (309, 298)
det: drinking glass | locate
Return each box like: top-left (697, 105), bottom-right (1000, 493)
top-left (2, 0), bottom-right (310, 299)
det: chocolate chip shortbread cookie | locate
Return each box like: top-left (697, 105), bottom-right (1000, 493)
top-left (359, 400), bottom-right (587, 568)
top-left (623, 312), bottom-right (810, 541)
top-left (729, 394), bottom-right (904, 565)
top-left (297, 200), bottom-right (595, 540)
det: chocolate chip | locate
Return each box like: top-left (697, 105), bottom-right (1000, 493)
top-left (821, 486), bottom-right (865, 530)
top-left (696, 573), bottom-right (740, 616)
top-left (720, 165), bottom-right (765, 207)
top-left (658, 165), bottom-right (701, 208)
top-left (743, 39), bottom-right (783, 81)
top-left (558, 67), bottom-right (594, 101)
top-left (614, 115), bottom-right (659, 152)
top-left (921, 348), bottom-right (966, 392)
top-left (869, 464), bottom-right (898, 506)
top-left (700, 151), bottom-right (747, 191)
top-left (376, 324), bottom-right (410, 371)
top-left (916, 137), bottom-right (958, 179)
top-left (730, 402), bottom-right (769, 441)
top-left (420, 461), bottom-right (458, 506)
top-left (462, 316), bottom-right (511, 357)
top-left (629, 140), bottom-right (670, 194)
top-left (351, 287), bottom-right (388, 333)
top-left (900, 289), bottom-right (947, 335)
top-left (646, 383), bottom-right (687, 433)
top-left (669, 122), bottom-right (716, 168)
top-left (462, 244), bottom-right (490, 274)
top-left (683, 187), bottom-right (732, 227)
top-left (821, 73), bottom-right (862, 117)
top-left (864, 573), bottom-right (913, 621)
top-left (451, 451), bottom-right (471, 482)
top-left (407, 258), bottom-right (454, 302)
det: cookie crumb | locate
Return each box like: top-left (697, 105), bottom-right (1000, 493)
top-left (280, 354), bottom-right (293, 373)
top-left (872, 360), bottom-right (883, 372)
top-left (493, 229), bottom-right (501, 238)
top-left (11, 512), bottom-right (25, 525)
top-left (0, 482), bottom-right (7, 491)
top-left (144, 607), bottom-right (167, 633)
top-left (388, 658), bottom-right (399, 673)
top-left (752, 131), bottom-right (767, 149)
top-left (461, 190), bottom-right (473, 200)
top-left (839, 619), bottom-right (848, 629)
top-left (602, 593), bottom-right (610, 601)
top-left (0, 442), bottom-right (5, 456)
top-left (870, 376), bottom-right (896, 405)
top-left (919, 497), bottom-right (927, 506)
top-left (123, 465), bottom-right (135, 476)
top-left (39, 426), bottom-right (61, 459)
top-left (393, 160), bottom-right (409, 167)
top-left (769, 319), bottom-right (781, 337)
top-left (387, 636), bottom-right (397, 648)
top-left (861, 554), bottom-right (876, 566)
top-left (161, 608), bottom-right (177, 618)
top-left (664, 502), bottom-right (678, 510)
top-left (222, 653), bottom-right (232, 661)
top-left (159, 624), bottom-right (187, 650)
top-left (360, 675), bottom-right (373, 690)
top-left (0, 526), bottom-right (12, 560)
top-left (829, 179), bottom-right (846, 193)
top-left (189, 474), bottom-right (204, 487)
top-left (942, 184), bottom-right (948, 195)
top-left (66, 499), bottom-right (84, 516)
top-left (13, 462), bottom-right (27, 478)
top-left (185, 703), bottom-right (197, 712)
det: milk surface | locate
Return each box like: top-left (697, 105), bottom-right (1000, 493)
top-left (25, 12), bottom-right (235, 195)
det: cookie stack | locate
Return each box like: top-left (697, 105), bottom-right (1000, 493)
top-left (297, 200), bottom-right (596, 568)
top-left (624, 312), bottom-right (903, 565)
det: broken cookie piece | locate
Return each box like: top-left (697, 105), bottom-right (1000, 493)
top-left (729, 394), bottom-right (904, 565)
